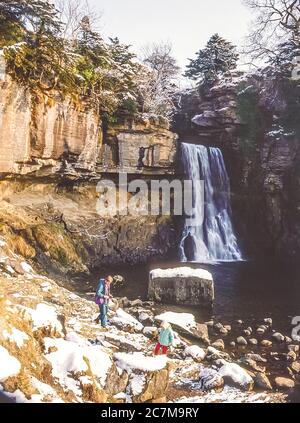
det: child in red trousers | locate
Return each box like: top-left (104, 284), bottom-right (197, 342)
top-left (154, 321), bottom-right (174, 356)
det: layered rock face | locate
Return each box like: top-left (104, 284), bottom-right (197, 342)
top-left (0, 66), bottom-right (177, 177)
top-left (0, 75), bottom-right (101, 176)
top-left (99, 116), bottom-right (177, 174)
top-left (174, 72), bottom-right (300, 265)
top-left (0, 63), bottom-right (178, 270)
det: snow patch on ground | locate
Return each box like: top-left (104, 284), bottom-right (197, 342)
top-left (111, 309), bottom-right (144, 332)
top-left (44, 337), bottom-right (112, 395)
top-left (24, 303), bottom-right (63, 334)
top-left (114, 352), bottom-right (167, 373)
top-left (2, 328), bottom-right (29, 348)
top-left (0, 346), bottom-right (21, 381)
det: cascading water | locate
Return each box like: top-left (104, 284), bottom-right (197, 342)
top-left (180, 143), bottom-right (242, 262)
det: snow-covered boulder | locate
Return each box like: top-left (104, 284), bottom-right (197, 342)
top-left (149, 267), bottom-right (214, 307)
top-left (185, 345), bottom-right (206, 362)
top-left (219, 363), bottom-right (254, 391)
top-left (111, 309), bottom-right (144, 333)
top-left (155, 311), bottom-right (209, 344)
top-left (114, 352), bottom-right (169, 403)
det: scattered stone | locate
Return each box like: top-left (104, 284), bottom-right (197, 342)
top-left (185, 345), bottom-right (206, 362)
top-left (287, 351), bottom-right (297, 362)
top-left (214, 323), bottom-right (224, 332)
top-left (206, 346), bottom-right (230, 361)
top-left (287, 367), bottom-right (295, 379)
top-left (238, 357), bottom-right (266, 373)
top-left (212, 339), bottom-right (225, 351)
top-left (224, 325), bottom-right (232, 332)
top-left (274, 377), bottom-right (295, 390)
top-left (199, 367), bottom-right (224, 391)
top-left (249, 338), bottom-right (258, 346)
top-left (236, 320), bottom-right (243, 325)
top-left (128, 299), bottom-right (143, 308)
top-left (219, 327), bottom-right (229, 336)
top-left (112, 275), bottom-right (126, 288)
top-left (272, 332), bottom-right (285, 343)
top-left (288, 345), bottom-right (299, 354)
top-left (244, 330), bottom-right (252, 337)
top-left (117, 297), bottom-right (130, 309)
top-left (261, 340), bottom-right (272, 348)
top-left (143, 327), bottom-right (158, 339)
top-left (205, 320), bottom-right (214, 328)
top-left (229, 341), bottom-right (236, 348)
top-left (291, 361), bottom-right (300, 374)
top-left (254, 373), bottom-right (273, 391)
top-left (212, 359), bottom-right (227, 369)
top-left (138, 311), bottom-right (154, 326)
top-left (263, 318), bottom-right (273, 327)
top-left (257, 326), bottom-right (267, 335)
top-left (219, 363), bottom-right (254, 391)
top-left (245, 353), bottom-right (267, 363)
top-left (237, 336), bottom-right (248, 346)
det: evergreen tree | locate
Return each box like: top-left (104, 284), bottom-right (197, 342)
top-left (0, 0), bottom-right (61, 46)
top-left (0, 0), bottom-right (76, 95)
top-left (185, 34), bottom-right (239, 85)
top-left (269, 35), bottom-right (300, 77)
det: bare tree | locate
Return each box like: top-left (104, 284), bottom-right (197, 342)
top-left (244, 0), bottom-right (300, 61)
top-left (141, 42), bottom-right (180, 83)
top-left (54, 0), bottom-right (102, 42)
top-left (136, 42), bottom-right (180, 117)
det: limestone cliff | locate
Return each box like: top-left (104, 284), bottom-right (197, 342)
top-left (0, 63), bottom-right (178, 271)
top-left (0, 54), bottom-right (177, 178)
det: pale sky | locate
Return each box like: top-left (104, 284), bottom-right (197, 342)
top-left (90, 0), bottom-right (252, 71)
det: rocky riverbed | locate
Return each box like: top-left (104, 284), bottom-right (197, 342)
top-left (0, 239), bottom-right (298, 403)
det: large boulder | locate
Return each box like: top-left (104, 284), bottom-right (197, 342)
top-left (114, 353), bottom-right (169, 403)
top-left (155, 311), bottom-right (210, 345)
top-left (148, 267), bottom-right (214, 307)
top-left (219, 363), bottom-right (254, 391)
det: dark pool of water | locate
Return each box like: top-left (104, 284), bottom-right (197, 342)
top-left (71, 260), bottom-right (300, 336)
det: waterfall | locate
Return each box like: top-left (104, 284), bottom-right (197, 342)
top-left (180, 143), bottom-right (242, 262)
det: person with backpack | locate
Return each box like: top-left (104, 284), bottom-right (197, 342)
top-left (154, 321), bottom-right (175, 356)
top-left (95, 275), bottom-right (113, 328)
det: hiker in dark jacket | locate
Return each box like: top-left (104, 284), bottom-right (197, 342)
top-left (95, 275), bottom-right (113, 328)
